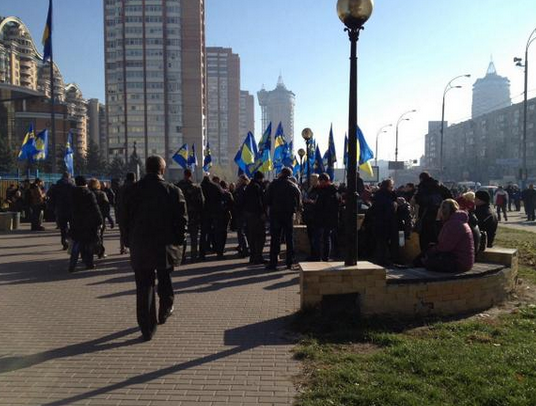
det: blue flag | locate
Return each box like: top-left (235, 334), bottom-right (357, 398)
top-left (234, 132), bottom-right (258, 177)
top-left (357, 126), bottom-right (374, 177)
top-left (313, 145), bottom-right (325, 175)
top-left (42, 0), bottom-right (52, 62)
top-left (172, 144), bottom-right (189, 169)
top-left (64, 130), bottom-right (74, 176)
top-left (34, 129), bottom-right (48, 161)
top-left (18, 124), bottom-right (37, 162)
top-left (203, 141), bottom-right (213, 172)
top-left (325, 124), bottom-right (337, 181)
top-left (188, 143), bottom-right (198, 170)
top-left (273, 122), bottom-right (287, 171)
top-left (254, 123), bottom-right (273, 174)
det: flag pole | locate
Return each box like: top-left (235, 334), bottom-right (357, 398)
top-left (48, 0), bottom-right (57, 173)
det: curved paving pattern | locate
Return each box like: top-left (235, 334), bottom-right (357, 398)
top-left (0, 224), bottom-right (300, 406)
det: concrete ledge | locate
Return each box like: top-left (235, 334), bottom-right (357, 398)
top-left (299, 247), bottom-right (518, 318)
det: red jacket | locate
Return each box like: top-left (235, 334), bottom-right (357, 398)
top-left (430, 211), bottom-right (475, 272)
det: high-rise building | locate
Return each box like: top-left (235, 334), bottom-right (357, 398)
top-left (104, 0), bottom-right (207, 171)
top-left (257, 75), bottom-right (295, 141)
top-left (0, 15), bottom-right (89, 158)
top-left (423, 121), bottom-right (445, 170)
top-left (472, 61), bottom-right (511, 118)
top-left (206, 47), bottom-right (240, 165)
top-left (239, 90), bottom-right (255, 139)
top-left (88, 98), bottom-right (108, 155)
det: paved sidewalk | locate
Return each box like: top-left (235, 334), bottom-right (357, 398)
top-left (0, 224), bottom-right (300, 406)
top-left (497, 210), bottom-right (536, 233)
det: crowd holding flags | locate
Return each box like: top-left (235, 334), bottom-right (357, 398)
top-left (253, 122), bottom-right (273, 174)
top-left (17, 124), bottom-right (49, 163)
top-left (174, 143), bottom-right (201, 171)
top-left (234, 132), bottom-right (258, 177)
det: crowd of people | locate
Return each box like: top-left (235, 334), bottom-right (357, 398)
top-left (4, 159), bottom-right (536, 340)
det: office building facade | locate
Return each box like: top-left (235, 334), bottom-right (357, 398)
top-left (104, 0), bottom-right (206, 169)
top-left (472, 61), bottom-right (511, 118)
top-left (239, 90), bottom-right (254, 139)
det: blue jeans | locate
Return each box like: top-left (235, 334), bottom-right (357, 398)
top-left (69, 241), bottom-right (94, 269)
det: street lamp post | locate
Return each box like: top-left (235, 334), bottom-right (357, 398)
top-left (301, 128), bottom-right (313, 190)
top-left (337, 0), bottom-right (374, 266)
top-left (395, 110), bottom-right (416, 164)
top-left (375, 124), bottom-right (392, 167)
top-left (298, 148), bottom-right (306, 185)
top-left (440, 74), bottom-right (471, 179)
top-left (514, 28), bottom-right (536, 187)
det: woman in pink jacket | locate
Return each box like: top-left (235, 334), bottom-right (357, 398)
top-left (423, 199), bottom-right (475, 273)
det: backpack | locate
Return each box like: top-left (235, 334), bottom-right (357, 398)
top-left (496, 193), bottom-right (505, 206)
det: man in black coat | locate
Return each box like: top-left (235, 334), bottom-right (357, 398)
top-left (124, 156), bottom-right (188, 341)
top-left (199, 176), bottom-right (227, 259)
top-left (265, 167), bottom-right (302, 270)
top-left (177, 169), bottom-right (205, 261)
top-left (69, 176), bottom-right (103, 272)
top-left (414, 172), bottom-right (452, 251)
top-left (313, 173), bottom-right (340, 261)
top-left (243, 171), bottom-right (267, 264)
top-left (522, 184), bottom-right (536, 221)
top-left (116, 172), bottom-right (136, 254)
top-left (52, 172), bottom-right (75, 249)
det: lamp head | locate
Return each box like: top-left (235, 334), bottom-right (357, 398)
top-left (301, 128), bottom-right (314, 141)
top-left (337, 0), bottom-right (374, 30)
top-left (514, 57), bottom-right (522, 63)
top-left (298, 148), bottom-right (306, 158)
top-left (464, 74), bottom-right (471, 78)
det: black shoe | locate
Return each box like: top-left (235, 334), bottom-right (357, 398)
top-left (62, 243), bottom-right (68, 251)
top-left (68, 266), bottom-right (76, 273)
top-left (159, 306), bottom-right (174, 325)
top-left (85, 264), bottom-right (96, 270)
top-left (266, 264), bottom-right (278, 271)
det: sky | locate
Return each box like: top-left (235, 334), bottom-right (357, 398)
top-left (2, 0), bottom-right (536, 164)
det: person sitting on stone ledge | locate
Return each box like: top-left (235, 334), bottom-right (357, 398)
top-left (475, 190), bottom-right (498, 248)
top-left (420, 199), bottom-right (475, 273)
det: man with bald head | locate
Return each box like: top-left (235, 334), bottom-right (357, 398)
top-left (124, 156), bottom-right (188, 341)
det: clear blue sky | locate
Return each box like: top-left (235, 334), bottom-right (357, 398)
top-left (2, 0), bottom-right (536, 163)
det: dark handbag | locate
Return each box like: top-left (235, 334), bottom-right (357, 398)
top-left (166, 241), bottom-right (185, 267)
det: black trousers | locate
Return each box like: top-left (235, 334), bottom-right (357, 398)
top-left (526, 204), bottom-right (535, 221)
top-left (187, 222), bottom-right (200, 259)
top-left (424, 251), bottom-right (460, 273)
top-left (133, 267), bottom-right (174, 337)
top-left (56, 214), bottom-right (70, 247)
top-left (245, 212), bottom-right (266, 263)
top-left (269, 213), bottom-right (294, 267)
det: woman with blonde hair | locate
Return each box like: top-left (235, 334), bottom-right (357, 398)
top-left (422, 199), bottom-right (475, 273)
top-left (88, 178), bottom-right (110, 258)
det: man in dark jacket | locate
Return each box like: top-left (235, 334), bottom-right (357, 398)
top-left (52, 172), bottom-right (75, 249)
top-left (313, 173), bottom-right (340, 261)
top-left (69, 176), bottom-right (103, 272)
top-left (177, 169), bottom-right (205, 261)
top-left (124, 156), bottom-right (188, 341)
top-left (475, 190), bottom-right (498, 248)
top-left (414, 172), bottom-right (452, 251)
top-left (369, 179), bottom-right (398, 266)
top-left (116, 173), bottom-right (136, 255)
top-left (243, 171), bottom-right (267, 264)
top-left (522, 184), bottom-right (536, 221)
top-left (199, 176), bottom-right (227, 259)
top-left (265, 167), bottom-right (302, 270)
top-left (233, 175), bottom-right (250, 258)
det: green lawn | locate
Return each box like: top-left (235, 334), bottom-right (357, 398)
top-left (294, 228), bottom-right (536, 406)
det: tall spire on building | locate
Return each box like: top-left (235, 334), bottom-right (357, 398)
top-left (486, 55), bottom-right (497, 75)
top-left (277, 72), bottom-right (285, 88)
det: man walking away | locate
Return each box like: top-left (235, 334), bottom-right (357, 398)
top-left (494, 186), bottom-right (508, 222)
top-left (29, 179), bottom-right (46, 231)
top-left (124, 156), bottom-right (188, 341)
top-left (233, 175), bottom-right (250, 258)
top-left (313, 173), bottom-right (340, 261)
top-left (53, 173), bottom-right (75, 249)
top-left (116, 173), bottom-right (136, 255)
top-left (177, 169), bottom-right (205, 262)
top-left (69, 176), bottom-right (103, 272)
top-left (243, 171), bottom-right (267, 265)
top-left (522, 184), bottom-right (536, 221)
top-left (265, 167), bottom-right (302, 270)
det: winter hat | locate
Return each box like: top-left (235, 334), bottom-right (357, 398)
top-left (475, 190), bottom-right (490, 204)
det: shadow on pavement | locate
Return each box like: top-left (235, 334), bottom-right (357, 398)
top-left (0, 327), bottom-right (140, 374)
top-left (39, 315), bottom-right (295, 406)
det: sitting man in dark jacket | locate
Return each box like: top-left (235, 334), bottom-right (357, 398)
top-left (265, 167), bottom-right (302, 270)
top-left (69, 176), bottom-right (103, 273)
top-left (124, 156), bottom-right (188, 341)
top-left (475, 190), bottom-right (498, 248)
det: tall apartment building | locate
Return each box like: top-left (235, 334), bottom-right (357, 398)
top-left (472, 61), bottom-right (511, 118)
top-left (0, 15), bottom-right (91, 159)
top-left (104, 0), bottom-right (207, 171)
top-left (239, 90), bottom-right (254, 139)
top-left (206, 47), bottom-right (240, 165)
top-left (257, 75), bottom-right (295, 141)
top-left (88, 98), bottom-right (108, 154)
top-left (423, 97), bottom-right (536, 183)
top-left (423, 121), bottom-right (445, 170)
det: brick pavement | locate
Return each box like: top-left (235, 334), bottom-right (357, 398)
top-left (0, 224), bottom-right (300, 406)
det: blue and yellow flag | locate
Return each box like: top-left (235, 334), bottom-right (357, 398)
top-left (357, 127), bottom-right (374, 177)
top-left (254, 123), bottom-right (273, 174)
top-left (234, 132), bottom-right (258, 177)
top-left (172, 144), bottom-right (189, 169)
top-left (188, 143), bottom-right (198, 170)
top-left (42, 0), bottom-right (53, 62)
top-left (34, 129), bottom-right (48, 161)
top-left (313, 145), bottom-right (325, 175)
top-left (273, 122), bottom-right (287, 165)
top-left (324, 124), bottom-right (337, 181)
top-left (292, 155), bottom-right (301, 178)
top-left (64, 130), bottom-right (74, 176)
top-left (203, 141), bottom-right (212, 172)
top-left (18, 124), bottom-right (37, 162)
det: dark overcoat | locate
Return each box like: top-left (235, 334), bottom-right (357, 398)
top-left (70, 187), bottom-right (103, 243)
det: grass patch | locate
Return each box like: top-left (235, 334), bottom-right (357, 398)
top-left (294, 228), bottom-right (536, 406)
